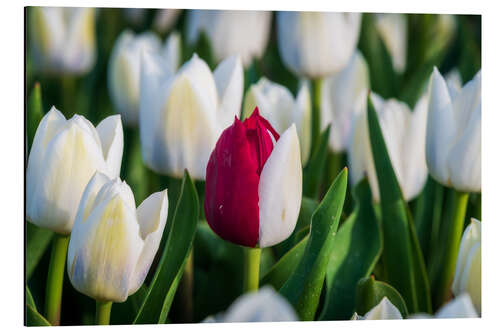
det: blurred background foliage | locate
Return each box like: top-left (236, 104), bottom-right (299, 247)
top-left (25, 8), bottom-right (481, 325)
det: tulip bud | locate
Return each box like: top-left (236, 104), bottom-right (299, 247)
top-left (205, 108), bottom-right (302, 248)
top-left (67, 172), bottom-right (168, 302)
top-left (108, 30), bottom-right (166, 126)
top-left (435, 293), bottom-right (478, 318)
top-left (374, 14), bottom-right (408, 73)
top-left (276, 12), bottom-right (362, 78)
top-left (348, 93), bottom-right (429, 201)
top-left (352, 297), bottom-right (403, 320)
top-left (27, 107), bottom-right (123, 234)
top-left (243, 78), bottom-right (311, 164)
top-left (426, 68), bottom-right (481, 192)
top-left (321, 51), bottom-right (370, 152)
top-left (452, 218), bottom-right (481, 314)
top-left (139, 52), bottom-right (243, 179)
top-left (29, 7), bottom-right (96, 74)
top-left (186, 10), bottom-right (271, 67)
top-left (204, 286), bottom-right (297, 322)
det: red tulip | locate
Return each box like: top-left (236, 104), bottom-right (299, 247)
top-left (205, 107), bottom-right (302, 247)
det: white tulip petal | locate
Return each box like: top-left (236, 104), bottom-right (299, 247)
top-left (357, 297), bottom-right (403, 320)
top-left (426, 67), bottom-right (458, 186)
top-left (321, 51), bottom-right (369, 152)
top-left (96, 115), bottom-right (124, 178)
top-left (67, 192), bottom-right (143, 302)
top-left (27, 107), bottom-right (67, 216)
top-left (213, 55), bottom-right (244, 133)
top-left (28, 121), bottom-right (107, 234)
top-left (163, 32), bottom-right (181, 75)
top-left (293, 82), bottom-right (312, 164)
top-left (128, 189), bottom-right (169, 295)
top-left (375, 14), bottom-right (408, 73)
top-left (64, 8), bottom-right (96, 74)
top-left (277, 12), bottom-right (361, 78)
top-left (258, 125), bottom-right (302, 247)
top-left (222, 287), bottom-right (297, 322)
top-left (435, 294), bottom-right (478, 318)
top-left (347, 109), bottom-right (371, 188)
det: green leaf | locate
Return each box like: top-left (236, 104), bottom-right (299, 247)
top-left (26, 222), bottom-right (53, 280)
top-left (27, 82), bottom-right (44, 150)
top-left (193, 31), bottom-right (215, 69)
top-left (355, 276), bottom-right (408, 318)
top-left (319, 179), bottom-right (383, 320)
top-left (367, 97), bottom-right (431, 314)
top-left (358, 13), bottom-right (398, 99)
top-left (280, 168), bottom-right (348, 320)
top-left (303, 126), bottom-right (331, 199)
top-left (26, 304), bottom-right (51, 326)
top-left (26, 286), bottom-right (37, 310)
top-left (261, 235), bottom-right (309, 290)
top-left (133, 171), bottom-right (199, 324)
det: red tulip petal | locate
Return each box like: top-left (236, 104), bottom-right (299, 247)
top-left (205, 117), bottom-right (260, 247)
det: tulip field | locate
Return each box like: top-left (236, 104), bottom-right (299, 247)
top-left (25, 7), bottom-right (481, 326)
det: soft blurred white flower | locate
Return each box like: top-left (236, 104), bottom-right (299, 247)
top-left (435, 293), bottom-right (479, 318)
top-left (108, 30), bottom-right (162, 126)
top-left (67, 172), bottom-right (168, 302)
top-left (186, 10), bottom-right (271, 67)
top-left (426, 68), bottom-right (481, 192)
top-left (140, 53), bottom-right (243, 179)
top-left (348, 92), bottom-right (429, 201)
top-left (153, 9), bottom-right (182, 33)
top-left (276, 12), bottom-right (362, 78)
top-left (452, 218), bottom-right (481, 314)
top-left (445, 69), bottom-right (463, 95)
top-left (375, 14), bottom-right (408, 73)
top-left (352, 297), bottom-right (403, 320)
top-left (321, 51), bottom-right (370, 152)
top-left (29, 7), bottom-right (96, 74)
top-left (203, 286), bottom-right (297, 322)
top-left (27, 108), bottom-right (123, 234)
top-left (243, 78), bottom-right (312, 164)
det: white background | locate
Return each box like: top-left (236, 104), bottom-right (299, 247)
top-left (1, 0), bottom-right (497, 332)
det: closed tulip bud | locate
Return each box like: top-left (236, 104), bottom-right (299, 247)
top-left (204, 286), bottom-right (297, 322)
top-left (140, 52), bottom-right (243, 179)
top-left (67, 172), bottom-right (168, 302)
top-left (186, 10), bottom-right (271, 67)
top-left (205, 108), bottom-right (302, 248)
top-left (276, 12), bottom-right (362, 78)
top-left (108, 30), bottom-right (168, 126)
top-left (243, 78), bottom-right (311, 164)
top-left (321, 51), bottom-right (370, 152)
top-left (29, 7), bottom-right (96, 74)
top-left (348, 93), bottom-right (429, 201)
top-left (426, 68), bottom-right (481, 192)
top-left (27, 107), bottom-right (123, 234)
top-left (352, 297), bottom-right (403, 320)
top-left (452, 218), bottom-right (481, 314)
top-left (374, 14), bottom-right (408, 73)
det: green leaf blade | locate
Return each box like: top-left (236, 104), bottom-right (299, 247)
top-left (355, 276), bottom-right (409, 318)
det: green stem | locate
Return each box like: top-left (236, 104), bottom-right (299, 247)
top-left (44, 234), bottom-right (69, 325)
top-left (61, 75), bottom-right (75, 118)
top-left (178, 249), bottom-right (194, 322)
top-left (243, 247), bottom-right (261, 293)
top-left (95, 301), bottom-right (112, 325)
top-left (432, 190), bottom-right (469, 309)
top-left (311, 79), bottom-right (322, 153)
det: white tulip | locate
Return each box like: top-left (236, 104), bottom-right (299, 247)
top-left (276, 12), bottom-right (362, 78)
top-left (426, 68), bottom-right (481, 192)
top-left (375, 14), bottom-right (408, 73)
top-left (452, 218), bottom-right (481, 314)
top-left (348, 93), bottom-right (429, 202)
top-left (67, 172), bottom-right (168, 302)
top-left (186, 10), bottom-right (271, 67)
top-left (321, 51), bottom-right (370, 152)
top-left (243, 78), bottom-right (312, 164)
top-left (140, 52), bottom-right (243, 179)
top-left (27, 108), bottom-right (123, 234)
top-left (203, 286), bottom-right (297, 322)
top-left (108, 30), bottom-right (164, 126)
top-left (29, 7), bottom-right (96, 74)
top-left (153, 9), bottom-right (182, 33)
top-left (435, 293), bottom-right (478, 318)
top-left (352, 297), bottom-right (403, 320)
